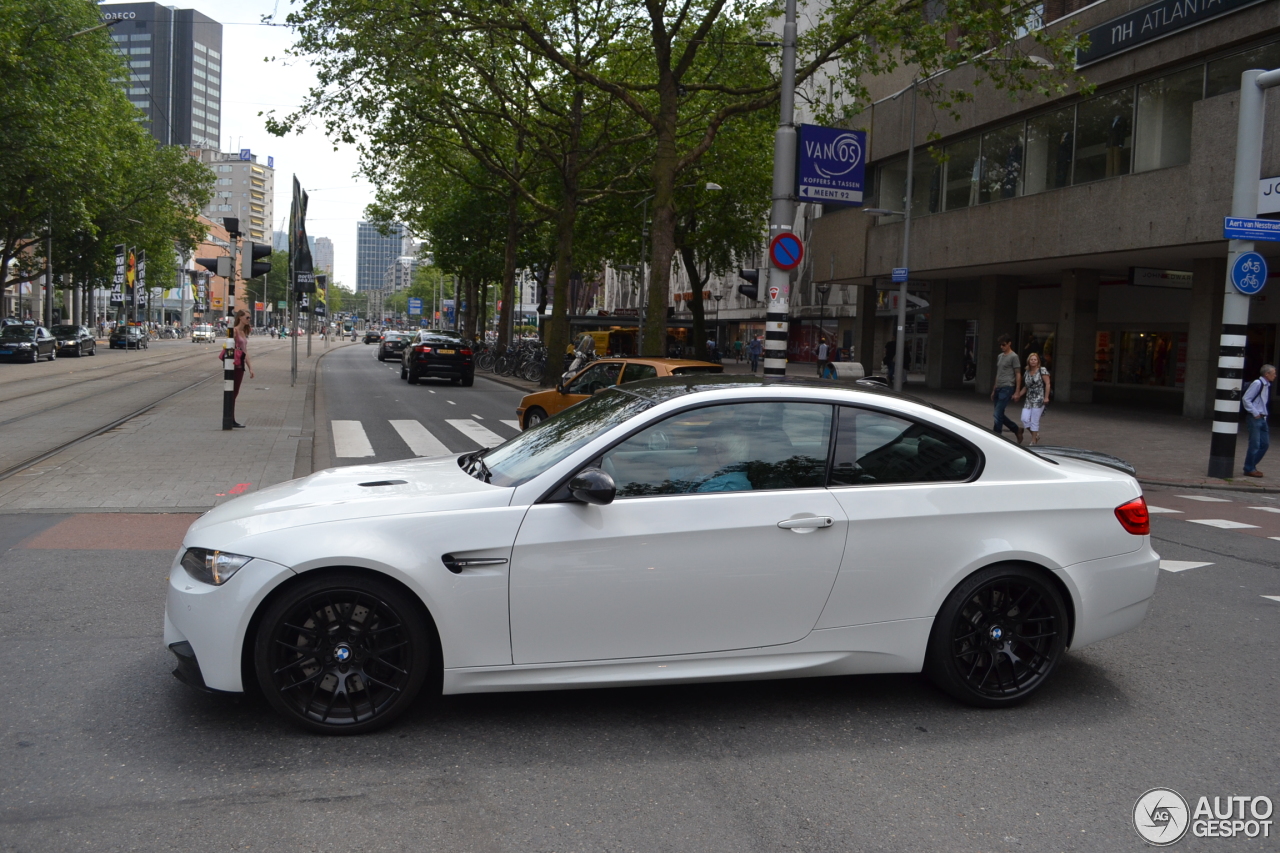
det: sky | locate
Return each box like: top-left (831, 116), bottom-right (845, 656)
top-left (178, 0), bottom-right (375, 291)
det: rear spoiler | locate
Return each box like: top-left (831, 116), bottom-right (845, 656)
top-left (1030, 446), bottom-right (1136, 476)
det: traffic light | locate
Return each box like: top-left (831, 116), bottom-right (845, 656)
top-left (737, 268), bottom-right (760, 300)
top-left (222, 217), bottom-right (241, 239)
top-left (246, 242), bottom-right (272, 278)
top-left (196, 256), bottom-right (232, 278)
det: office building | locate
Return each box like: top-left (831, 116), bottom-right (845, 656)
top-left (357, 222), bottom-right (408, 292)
top-left (100, 3), bottom-right (222, 148)
top-left (194, 149), bottom-right (274, 244)
top-left (384, 256), bottom-right (421, 294)
top-left (313, 237), bottom-right (335, 276)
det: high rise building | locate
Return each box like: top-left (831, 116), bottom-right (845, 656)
top-left (384, 256), bottom-right (421, 294)
top-left (194, 149), bottom-right (274, 244)
top-left (357, 222), bottom-right (408, 292)
top-left (100, 3), bottom-right (222, 148)
top-left (313, 237), bottom-right (335, 276)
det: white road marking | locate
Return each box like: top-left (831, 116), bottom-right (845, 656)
top-left (1146, 506), bottom-right (1182, 514)
top-left (471, 414), bottom-right (484, 420)
top-left (447, 400), bottom-right (456, 405)
top-left (501, 419), bottom-right (521, 431)
top-left (1262, 596), bottom-right (1280, 603)
top-left (1159, 560), bottom-right (1213, 572)
top-left (332, 420), bottom-right (375, 458)
top-left (390, 420), bottom-right (452, 457)
top-left (1248, 506), bottom-right (1280, 513)
top-left (446, 419), bottom-right (506, 448)
top-left (1175, 495), bottom-right (1231, 502)
top-left (428, 390), bottom-right (436, 394)
top-left (1186, 519), bottom-right (1259, 529)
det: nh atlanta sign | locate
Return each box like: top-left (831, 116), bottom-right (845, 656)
top-left (1077, 0), bottom-right (1267, 66)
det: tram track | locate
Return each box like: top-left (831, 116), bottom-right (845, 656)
top-left (0, 344), bottom-right (222, 406)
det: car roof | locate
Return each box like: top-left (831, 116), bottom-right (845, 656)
top-left (613, 373), bottom-right (943, 409)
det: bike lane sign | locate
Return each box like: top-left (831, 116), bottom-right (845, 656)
top-left (1231, 252), bottom-right (1268, 295)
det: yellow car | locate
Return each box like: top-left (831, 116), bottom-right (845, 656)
top-left (516, 357), bottom-right (722, 428)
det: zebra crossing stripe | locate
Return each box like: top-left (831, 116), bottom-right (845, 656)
top-left (446, 419), bottom-right (506, 448)
top-left (501, 419), bottom-right (521, 431)
top-left (332, 420), bottom-right (375, 457)
top-left (390, 420), bottom-right (452, 457)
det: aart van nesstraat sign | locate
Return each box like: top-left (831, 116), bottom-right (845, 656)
top-left (1077, 0), bottom-right (1267, 66)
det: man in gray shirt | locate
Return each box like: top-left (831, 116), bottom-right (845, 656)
top-left (991, 334), bottom-right (1024, 442)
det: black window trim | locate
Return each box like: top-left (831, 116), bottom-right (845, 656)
top-left (826, 402), bottom-right (986, 489)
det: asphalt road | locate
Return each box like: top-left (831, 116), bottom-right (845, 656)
top-left (319, 341), bottom-right (527, 466)
top-left (0, 349), bottom-right (1275, 850)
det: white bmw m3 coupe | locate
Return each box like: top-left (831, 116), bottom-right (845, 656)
top-left (166, 376), bottom-right (1159, 733)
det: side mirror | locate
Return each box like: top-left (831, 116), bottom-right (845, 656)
top-left (569, 468), bottom-right (616, 506)
top-left (557, 382), bottom-right (567, 394)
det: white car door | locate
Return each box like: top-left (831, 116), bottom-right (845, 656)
top-left (509, 400), bottom-right (848, 664)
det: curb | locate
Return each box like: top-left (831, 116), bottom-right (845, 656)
top-left (1138, 477), bottom-right (1280, 494)
top-left (301, 342), bottom-right (351, 477)
top-left (480, 371), bottom-right (543, 394)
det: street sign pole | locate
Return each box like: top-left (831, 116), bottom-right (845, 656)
top-left (222, 235), bottom-right (239, 430)
top-left (763, 0), bottom-right (797, 378)
top-left (1208, 67), bottom-right (1280, 478)
top-left (893, 81), bottom-right (918, 393)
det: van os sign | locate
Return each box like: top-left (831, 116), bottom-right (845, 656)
top-left (796, 125), bottom-right (866, 206)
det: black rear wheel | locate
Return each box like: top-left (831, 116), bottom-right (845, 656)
top-left (255, 573), bottom-right (434, 734)
top-left (925, 564), bottom-right (1067, 708)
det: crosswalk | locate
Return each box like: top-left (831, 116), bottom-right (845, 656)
top-left (332, 417), bottom-right (520, 459)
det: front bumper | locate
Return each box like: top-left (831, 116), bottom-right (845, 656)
top-left (164, 554), bottom-right (296, 692)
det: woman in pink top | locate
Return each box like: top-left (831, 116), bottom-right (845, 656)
top-left (230, 309), bottom-right (255, 428)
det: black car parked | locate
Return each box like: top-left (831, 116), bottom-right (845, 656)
top-left (363, 329), bottom-right (382, 344)
top-left (51, 325), bottom-right (96, 357)
top-left (109, 326), bottom-right (149, 349)
top-left (0, 325), bottom-right (57, 362)
top-left (400, 331), bottom-right (475, 386)
top-left (377, 331), bottom-right (411, 362)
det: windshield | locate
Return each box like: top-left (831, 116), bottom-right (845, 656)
top-left (51, 325), bottom-right (78, 336)
top-left (1, 327), bottom-right (35, 340)
top-left (479, 389), bottom-right (652, 488)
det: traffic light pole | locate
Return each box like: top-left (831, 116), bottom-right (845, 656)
top-left (763, 0), bottom-right (797, 378)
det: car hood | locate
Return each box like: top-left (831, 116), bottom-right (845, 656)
top-left (184, 455), bottom-right (512, 546)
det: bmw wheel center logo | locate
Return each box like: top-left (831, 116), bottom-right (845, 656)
top-left (334, 643), bottom-right (352, 663)
top-left (989, 626), bottom-right (1003, 641)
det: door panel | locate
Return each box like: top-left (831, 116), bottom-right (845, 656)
top-left (510, 490), bottom-right (848, 663)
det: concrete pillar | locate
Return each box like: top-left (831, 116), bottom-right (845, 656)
top-left (925, 280), bottom-right (965, 389)
top-left (975, 276), bottom-right (1019, 395)
top-left (1053, 269), bottom-right (1100, 403)
top-left (1184, 257), bottom-right (1227, 419)
top-left (854, 284), bottom-right (878, 376)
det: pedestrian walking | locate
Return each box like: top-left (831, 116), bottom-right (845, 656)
top-left (1243, 363), bottom-right (1276, 477)
top-left (733, 339), bottom-right (744, 363)
top-left (1014, 352), bottom-right (1051, 445)
top-left (222, 309), bottom-right (255, 429)
top-left (816, 337), bottom-right (830, 377)
top-left (991, 334), bottom-right (1024, 442)
top-left (747, 336), bottom-right (762, 373)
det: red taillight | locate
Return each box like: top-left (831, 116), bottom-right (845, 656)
top-left (415, 346), bottom-right (432, 353)
top-left (460, 348), bottom-right (472, 356)
top-left (1114, 497), bottom-right (1150, 535)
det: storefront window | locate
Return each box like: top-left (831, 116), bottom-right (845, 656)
top-left (1206, 40), bottom-right (1280, 97)
top-left (875, 157), bottom-right (907, 219)
top-left (979, 123), bottom-right (1025, 203)
top-left (1018, 324), bottom-right (1056, 373)
top-left (1074, 89), bottom-right (1133, 184)
top-left (943, 136), bottom-right (980, 210)
top-left (912, 151), bottom-right (943, 215)
top-left (1095, 331), bottom-right (1187, 387)
top-left (1023, 107), bottom-right (1074, 194)
top-left (1134, 67), bottom-right (1203, 172)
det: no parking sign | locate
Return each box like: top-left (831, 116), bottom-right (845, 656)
top-left (769, 232), bottom-right (804, 271)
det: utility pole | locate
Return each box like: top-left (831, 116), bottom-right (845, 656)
top-left (763, 0), bottom-right (797, 378)
top-left (1208, 66), bottom-right (1280, 478)
top-left (222, 227), bottom-right (240, 430)
top-left (45, 215), bottom-right (54, 328)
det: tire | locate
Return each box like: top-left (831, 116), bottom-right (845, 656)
top-left (406, 370), bottom-right (418, 385)
top-left (89, 346), bottom-right (96, 356)
top-left (476, 352), bottom-right (495, 372)
top-left (523, 406), bottom-right (547, 429)
top-left (450, 377), bottom-right (461, 386)
top-left (494, 356), bottom-right (511, 376)
top-left (924, 564), bottom-right (1068, 708)
top-left (400, 363), bottom-right (408, 380)
top-left (522, 362), bottom-right (545, 383)
top-left (254, 572), bottom-right (434, 735)
top-left (460, 372), bottom-right (474, 387)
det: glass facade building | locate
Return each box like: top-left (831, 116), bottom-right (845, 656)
top-left (356, 222), bottom-right (408, 293)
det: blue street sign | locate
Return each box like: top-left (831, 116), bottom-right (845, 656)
top-left (769, 232), bottom-right (804, 270)
top-left (796, 125), bottom-right (866, 206)
top-left (891, 267), bottom-right (909, 283)
top-left (1224, 217), bottom-right (1280, 242)
top-left (408, 297), bottom-right (423, 315)
top-left (1230, 252), bottom-right (1268, 295)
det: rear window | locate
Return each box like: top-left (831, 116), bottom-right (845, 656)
top-left (51, 326), bottom-right (78, 335)
top-left (670, 365), bottom-right (724, 375)
top-left (419, 335), bottom-right (465, 346)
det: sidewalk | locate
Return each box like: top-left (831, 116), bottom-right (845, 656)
top-left (0, 338), bottom-right (352, 512)
top-left (484, 357), bottom-right (1273, 492)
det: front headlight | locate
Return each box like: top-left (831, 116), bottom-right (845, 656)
top-left (180, 548), bottom-right (253, 585)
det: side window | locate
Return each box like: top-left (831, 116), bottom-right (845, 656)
top-left (568, 362), bottom-right (622, 395)
top-left (830, 407), bottom-right (979, 486)
top-left (620, 362), bottom-right (658, 383)
top-left (601, 402), bottom-right (832, 497)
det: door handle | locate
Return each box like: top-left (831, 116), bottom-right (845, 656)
top-left (777, 516), bottom-right (834, 530)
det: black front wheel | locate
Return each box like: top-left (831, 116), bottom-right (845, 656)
top-left (523, 406), bottom-right (547, 429)
top-left (255, 572), bottom-right (434, 734)
top-left (924, 564), bottom-right (1068, 708)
